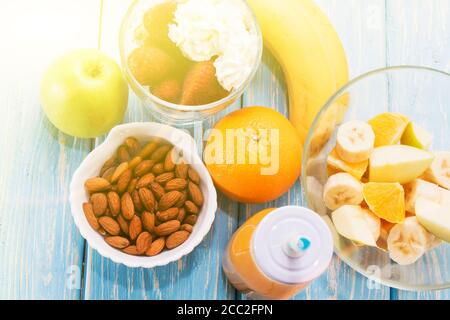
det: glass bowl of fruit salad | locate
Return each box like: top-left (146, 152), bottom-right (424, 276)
top-left (119, 0), bottom-right (262, 125)
top-left (302, 66), bottom-right (450, 291)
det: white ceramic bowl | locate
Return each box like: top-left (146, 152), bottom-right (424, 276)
top-left (69, 122), bottom-right (217, 268)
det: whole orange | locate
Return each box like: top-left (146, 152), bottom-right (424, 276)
top-left (204, 106), bottom-right (302, 203)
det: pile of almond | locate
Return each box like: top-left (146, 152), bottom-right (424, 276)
top-left (82, 137), bottom-right (204, 256)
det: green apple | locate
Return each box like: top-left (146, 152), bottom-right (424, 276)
top-left (416, 197), bottom-right (450, 242)
top-left (331, 205), bottom-right (379, 246)
top-left (401, 122), bottom-right (433, 150)
top-left (369, 145), bottom-right (434, 184)
top-left (40, 49), bottom-right (128, 138)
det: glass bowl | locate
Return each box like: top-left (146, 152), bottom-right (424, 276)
top-left (302, 66), bottom-right (450, 291)
top-left (119, 0), bottom-right (262, 125)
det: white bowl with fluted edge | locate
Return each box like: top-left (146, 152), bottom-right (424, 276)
top-left (69, 122), bottom-right (217, 268)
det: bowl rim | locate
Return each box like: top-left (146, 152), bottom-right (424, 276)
top-left (118, 0), bottom-right (263, 112)
top-left (301, 65), bottom-right (450, 291)
top-left (69, 122), bottom-right (218, 268)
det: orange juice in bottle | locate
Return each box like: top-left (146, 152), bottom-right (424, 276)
top-left (223, 206), bottom-right (333, 300)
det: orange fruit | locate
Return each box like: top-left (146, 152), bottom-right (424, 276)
top-left (368, 112), bottom-right (409, 147)
top-left (204, 107), bottom-right (302, 203)
top-left (363, 182), bottom-right (405, 223)
top-left (327, 148), bottom-right (368, 179)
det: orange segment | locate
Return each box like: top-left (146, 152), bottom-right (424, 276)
top-left (368, 112), bottom-right (409, 147)
top-left (327, 148), bottom-right (368, 179)
top-left (363, 182), bottom-right (405, 223)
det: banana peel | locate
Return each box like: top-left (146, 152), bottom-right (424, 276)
top-left (247, 0), bottom-right (349, 157)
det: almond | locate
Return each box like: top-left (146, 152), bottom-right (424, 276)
top-left (152, 79), bottom-right (181, 104)
top-left (132, 190), bottom-right (144, 212)
top-left (111, 162), bottom-right (129, 183)
top-left (152, 163), bottom-right (165, 175)
top-left (142, 211), bottom-right (156, 233)
top-left (127, 178), bottom-right (138, 194)
top-left (107, 191), bottom-right (121, 216)
top-left (185, 200), bottom-right (199, 215)
top-left (175, 190), bottom-right (187, 208)
top-left (150, 144), bottom-right (172, 162)
top-left (166, 231), bottom-right (190, 249)
top-left (159, 191), bottom-right (182, 211)
top-left (175, 163), bottom-right (188, 179)
top-left (83, 202), bottom-right (99, 230)
top-left (98, 227), bottom-right (108, 236)
top-left (188, 181), bottom-right (204, 206)
top-left (104, 209), bottom-right (112, 217)
top-left (184, 214), bottom-right (197, 226)
top-left (138, 141), bottom-right (158, 159)
top-left (177, 207), bottom-right (186, 222)
top-left (100, 156), bottom-right (117, 177)
top-left (135, 160), bottom-right (155, 177)
top-left (117, 214), bottom-right (129, 236)
top-left (129, 215), bottom-right (142, 241)
top-left (150, 182), bottom-right (165, 200)
top-left (139, 188), bottom-right (156, 212)
top-left (180, 224), bottom-right (193, 233)
top-left (145, 237), bottom-right (165, 256)
top-left (156, 208), bottom-right (179, 222)
top-left (121, 192), bottom-right (135, 220)
top-left (117, 145), bottom-right (130, 163)
top-left (137, 173), bottom-right (155, 188)
top-left (123, 245), bottom-right (139, 255)
top-left (129, 156), bottom-right (143, 170)
top-left (164, 148), bottom-right (176, 171)
top-left (105, 236), bottom-right (129, 249)
top-left (156, 172), bottom-right (175, 185)
top-left (180, 61), bottom-right (229, 106)
top-left (98, 216), bottom-right (121, 236)
top-left (188, 167), bottom-right (200, 185)
top-left (101, 166), bottom-right (116, 182)
top-left (117, 168), bottom-right (133, 194)
top-left (165, 178), bottom-right (187, 191)
top-left (124, 137), bottom-right (140, 156)
top-left (155, 220), bottom-right (180, 236)
top-left (90, 193), bottom-right (108, 216)
top-left (136, 231), bottom-right (153, 254)
top-left (85, 177), bottom-right (111, 193)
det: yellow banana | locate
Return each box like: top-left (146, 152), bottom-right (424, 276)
top-left (247, 0), bottom-right (349, 153)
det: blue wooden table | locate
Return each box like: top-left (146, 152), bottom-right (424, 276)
top-left (0, 0), bottom-right (449, 300)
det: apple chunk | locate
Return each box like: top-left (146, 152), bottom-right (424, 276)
top-left (331, 205), bottom-right (380, 246)
top-left (416, 197), bottom-right (450, 242)
top-left (369, 145), bottom-right (434, 184)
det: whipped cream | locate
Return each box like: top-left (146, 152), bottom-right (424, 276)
top-left (168, 0), bottom-right (259, 91)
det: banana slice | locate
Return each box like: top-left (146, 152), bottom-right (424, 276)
top-left (387, 217), bottom-right (429, 265)
top-left (336, 120), bottom-right (375, 163)
top-left (404, 179), bottom-right (444, 213)
top-left (323, 172), bottom-right (363, 210)
top-left (306, 176), bottom-right (327, 215)
top-left (424, 151), bottom-right (450, 190)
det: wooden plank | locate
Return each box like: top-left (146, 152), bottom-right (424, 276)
top-left (386, 0), bottom-right (450, 300)
top-left (82, 0), bottom-right (239, 299)
top-left (0, 0), bottom-right (101, 299)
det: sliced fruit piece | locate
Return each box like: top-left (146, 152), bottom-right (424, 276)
top-left (323, 172), bottom-right (363, 211)
top-left (180, 61), bottom-right (229, 106)
top-left (377, 219), bottom-right (395, 251)
top-left (363, 182), bottom-right (405, 223)
top-left (327, 148), bottom-right (368, 179)
top-left (424, 151), bottom-right (450, 190)
top-left (387, 217), bottom-right (429, 265)
top-left (369, 145), bottom-right (434, 184)
top-left (404, 179), bottom-right (450, 213)
top-left (368, 112), bottom-right (409, 147)
top-left (331, 205), bottom-right (378, 246)
top-left (306, 176), bottom-right (327, 215)
top-left (416, 197), bottom-right (450, 242)
top-left (401, 122), bottom-right (432, 150)
top-left (335, 120), bottom-right (375, 163)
